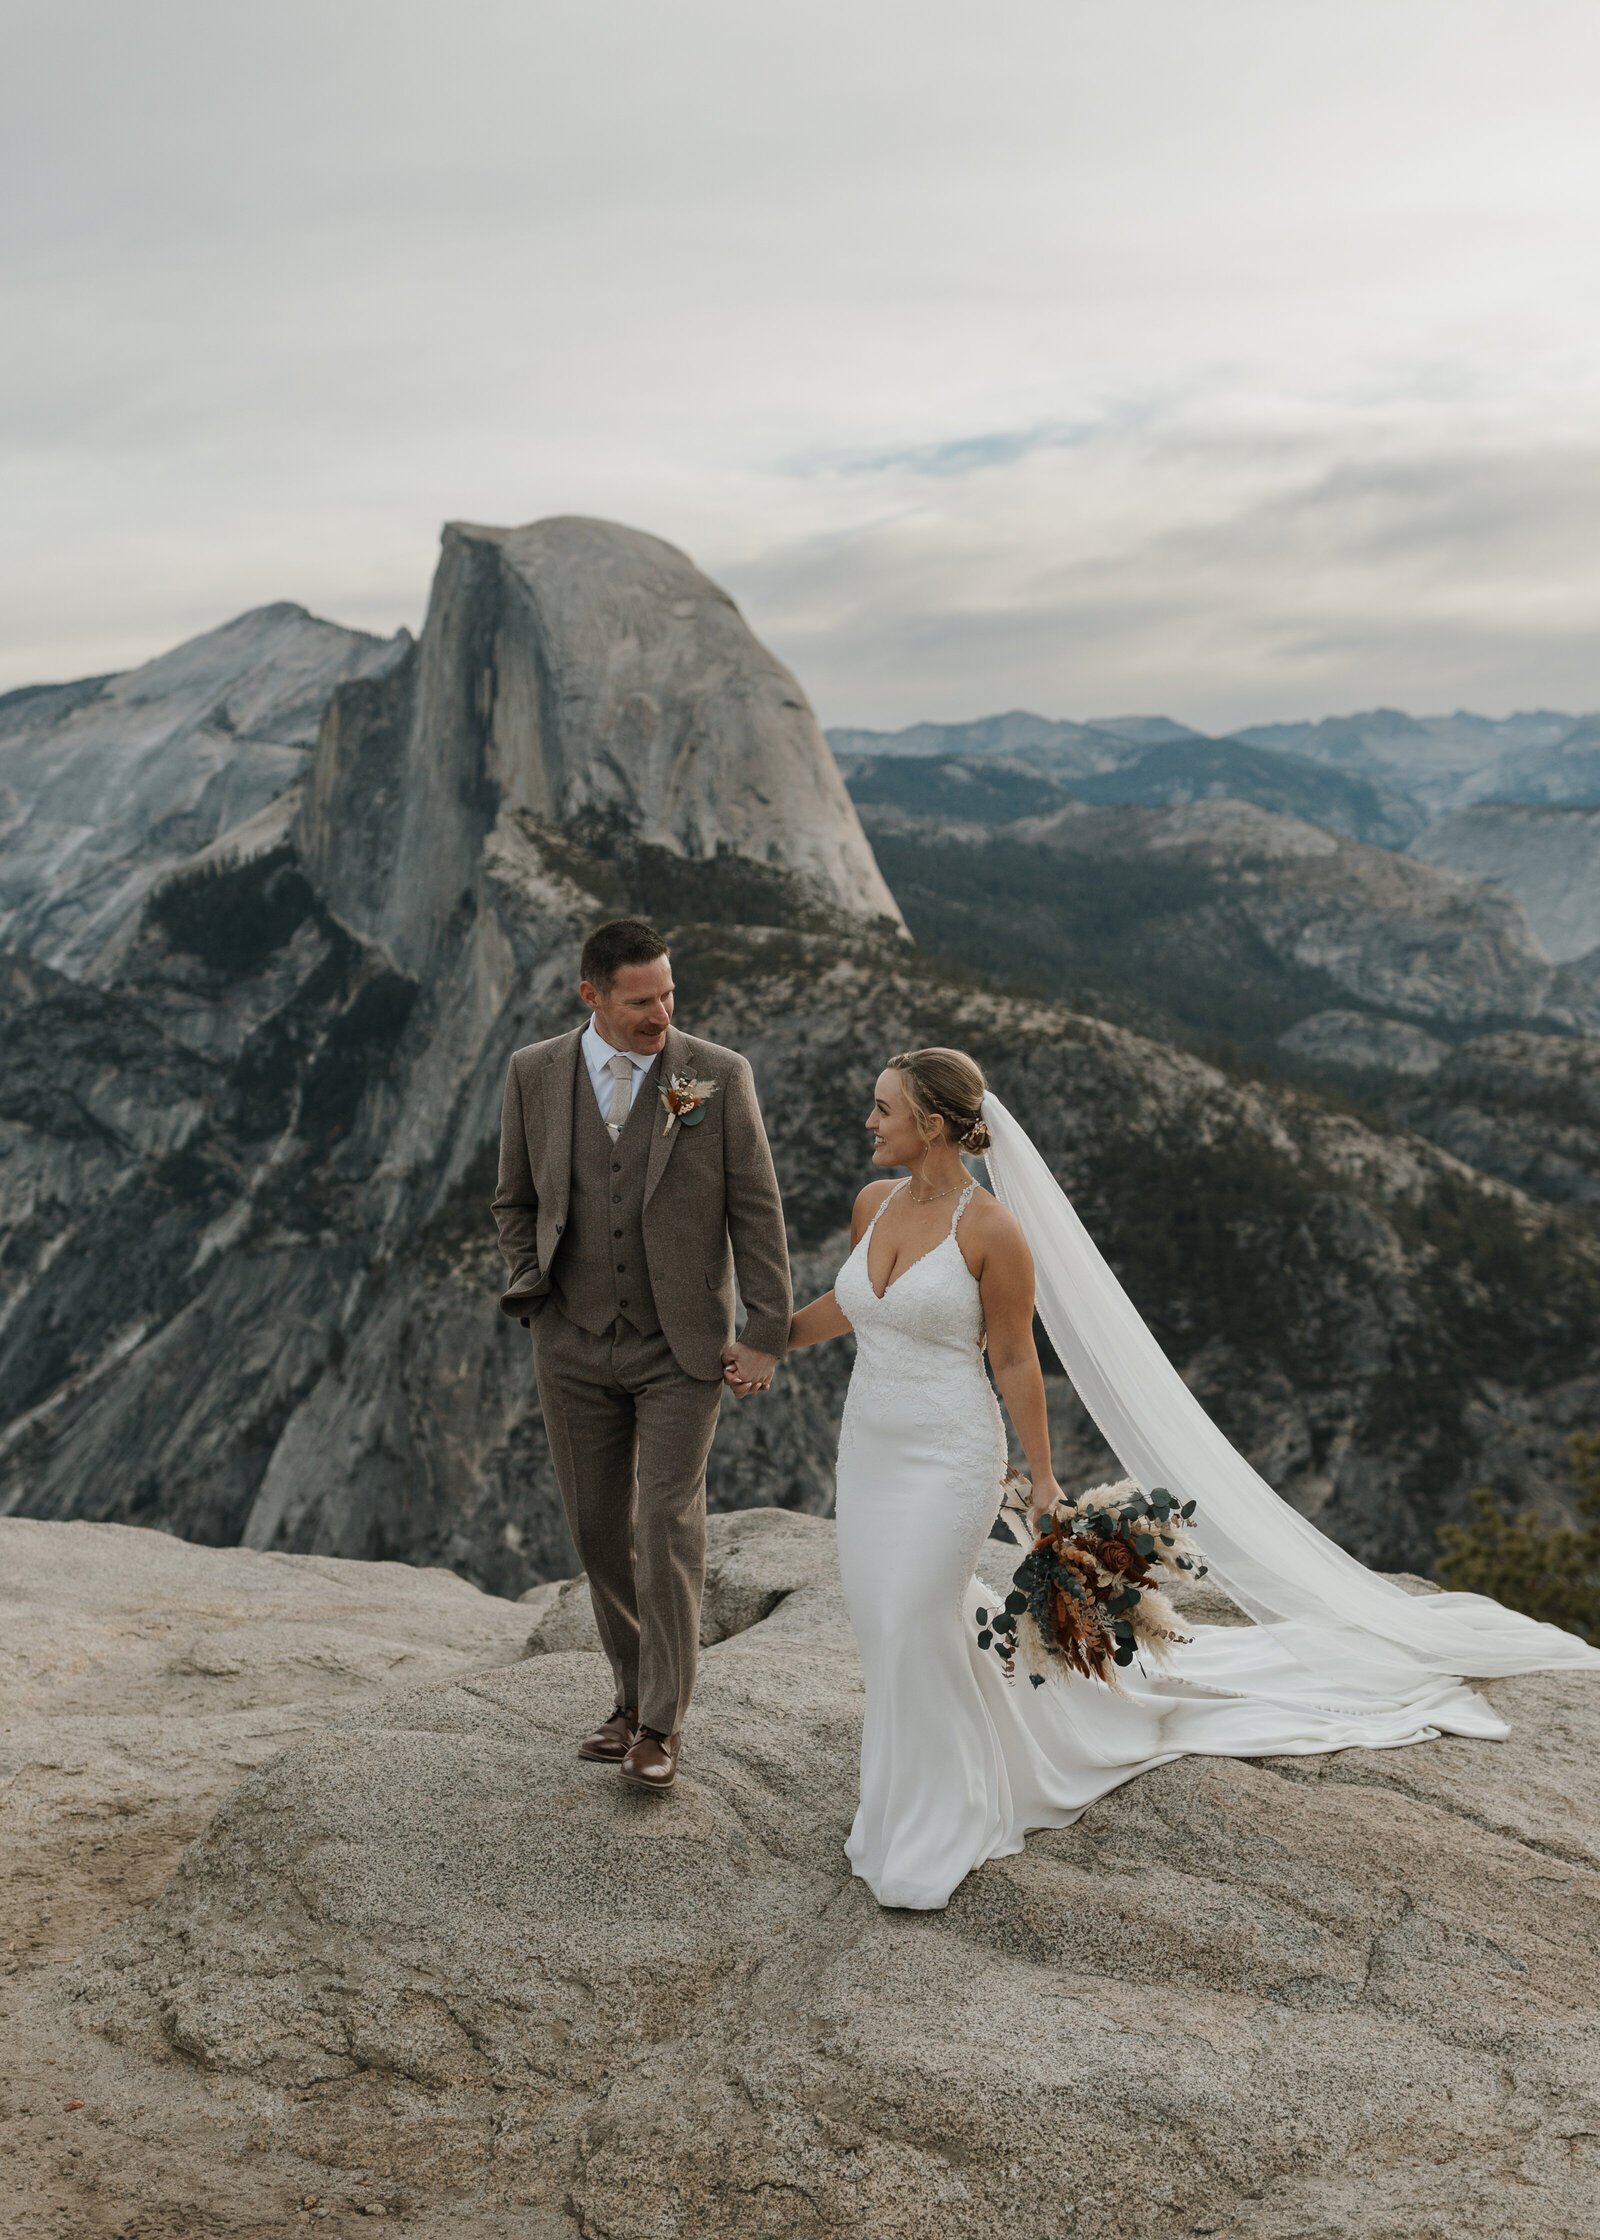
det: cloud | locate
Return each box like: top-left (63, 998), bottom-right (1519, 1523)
top-left (4, 0), bottom-right (1600, 724)
top-left (724, 421), bottom-right (1600, 731)
top-left (797, 421), bottom-right (1115, 481)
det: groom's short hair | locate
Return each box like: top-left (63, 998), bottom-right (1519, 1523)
top-left (581, 918), bottom-right (670, 992)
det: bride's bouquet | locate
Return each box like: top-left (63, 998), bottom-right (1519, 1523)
top-left (976, 1473), bottom-right (1207, 1691)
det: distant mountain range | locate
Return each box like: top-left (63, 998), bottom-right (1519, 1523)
top-left (836, 700), bottom-right (1600, 1230)
top-left (829, 703), bottom-right (1600, 830)
top-left (1235, 707), bottom-right (1600, 819)
top-left (829, 703), bottom-right (1600, 951)
top-left (840, 735), bottom-right (1425, 849)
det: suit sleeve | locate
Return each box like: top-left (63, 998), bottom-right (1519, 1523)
top-left (722, 1056), bottom-right (793, 1358)
top-left (491, 1057), bottom-right (543, 1319)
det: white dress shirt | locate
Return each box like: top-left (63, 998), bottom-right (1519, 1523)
top-left (581, 1016), bottom-right (656, 1129)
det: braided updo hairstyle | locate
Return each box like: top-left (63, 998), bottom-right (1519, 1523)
top-left (885, 1047), bottom-right (992, 1156)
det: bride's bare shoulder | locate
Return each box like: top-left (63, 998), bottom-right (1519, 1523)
top-left (850, 1178), bottom-right (899, 1244)
top-left (959, 1186), bottom-right (1027, 1263)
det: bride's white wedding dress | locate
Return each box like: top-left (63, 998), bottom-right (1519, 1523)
top-left (832, 1104), bottom-right (1600, 1913)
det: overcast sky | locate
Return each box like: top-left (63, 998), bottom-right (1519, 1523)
top-left (5, 0), bottom-right (1600, 729)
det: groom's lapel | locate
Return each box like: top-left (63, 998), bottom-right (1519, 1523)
top-left (642, 1026), bottom-right (684, 1210)
top-left (541, 1027), bottom-right (583, 1222)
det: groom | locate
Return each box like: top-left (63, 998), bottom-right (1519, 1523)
top-left (492, 918), bottom-right (792, 1791)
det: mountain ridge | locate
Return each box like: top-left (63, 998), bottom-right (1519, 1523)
top-left (0, 604), bottom-right (411, 973)
top-left (828, 701), bottom-right (1600, 830)
top-left (1411, 804), bottom-right (1600, 964)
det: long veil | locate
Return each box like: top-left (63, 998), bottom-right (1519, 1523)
top-left (979, 1090), bottom-right (1600, 1685)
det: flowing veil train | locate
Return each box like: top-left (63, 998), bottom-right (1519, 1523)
top-left (979, 1091), bottom-right (1600, 1695)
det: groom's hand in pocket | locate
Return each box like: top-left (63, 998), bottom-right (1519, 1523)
top-left (721, 1341), bottom-right (776, 1396)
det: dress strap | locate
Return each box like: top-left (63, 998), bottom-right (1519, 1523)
top-left (949, 1181), bottom-right (977, 1236)
top-left (864, 1177), bottom-right (909, 1239)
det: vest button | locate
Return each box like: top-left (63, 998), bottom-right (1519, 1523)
top-left (612, 1162), bottom-right (621, 1173)
top-left (613, 1228), bottom-right (623, 1238)
top-left (619, 1299), bottom-right (629, 1309)
top-left (616, 1262), bottom-right (626, 1271)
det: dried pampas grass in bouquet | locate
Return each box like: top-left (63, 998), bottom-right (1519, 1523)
top-left (975, 1471), bottom-right (1207, 1693)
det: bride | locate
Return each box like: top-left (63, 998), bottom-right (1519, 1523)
top-left (785, 1046), bottom-right (1600, 1912)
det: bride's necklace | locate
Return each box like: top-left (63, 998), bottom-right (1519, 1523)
top-left (904, 1172), bottom-right (961, 1206)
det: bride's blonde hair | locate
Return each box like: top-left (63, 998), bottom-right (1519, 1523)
top-left (885, 1047), bottom-right (992, 1155)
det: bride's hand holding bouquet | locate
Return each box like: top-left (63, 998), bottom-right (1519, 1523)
top-left (1025, 1470), bottom-right (1067, 1537)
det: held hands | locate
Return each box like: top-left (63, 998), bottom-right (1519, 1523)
top-left (721, 1341), bottom-right (777, 1397)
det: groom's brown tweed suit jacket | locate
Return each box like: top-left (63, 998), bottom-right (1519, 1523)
top-left (491, 1022), bottom-right (791, 1379)
top-left (492, 1022), bottom-right (792, 1735)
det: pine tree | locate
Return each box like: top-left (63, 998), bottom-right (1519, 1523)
top-left (1437, 1432), bottom-right (1600, 1643)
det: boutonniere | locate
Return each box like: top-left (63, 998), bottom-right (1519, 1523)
top-left (659, 1073), bottom-right (719, 1135)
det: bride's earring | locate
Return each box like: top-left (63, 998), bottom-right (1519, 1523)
top-left (910, 1124), bottom-right (951, 1205)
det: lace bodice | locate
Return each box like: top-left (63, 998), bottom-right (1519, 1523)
top-left (834, 1181), bottom-right (1005, 1541)
top-left (835, 1179), bottom-right (985, 1364)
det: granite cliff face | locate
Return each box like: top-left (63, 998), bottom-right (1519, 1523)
top-left (0, 604), bottom-right (409, 973)
top-left (5, 1511), bottom-right (1599, 2240)
top-left (298, 517), bottom-right (900, 978)
top-left (1411, 803), bottom-right (1600, 968)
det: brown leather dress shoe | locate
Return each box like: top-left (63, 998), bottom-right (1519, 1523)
top-left (619, 1727), bottom-right (680, 1790)
top-left (578, 1706), bottom-right (638, 1762)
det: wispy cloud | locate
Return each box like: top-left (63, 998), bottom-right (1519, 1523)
top-left (792, 419), bottom-right (1116, 481)
top-left (4, 0), bottom-right (1600, 723)
top-left (724, 422), bottom-right (1600, 731)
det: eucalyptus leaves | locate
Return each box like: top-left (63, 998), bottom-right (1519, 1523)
top-left (976, 1480), bottom-right (1205, 1691)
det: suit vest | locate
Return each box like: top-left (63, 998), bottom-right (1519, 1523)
top-left (549, 1051), bottom-right (662, 1337)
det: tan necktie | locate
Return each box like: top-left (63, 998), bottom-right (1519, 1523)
top-left (605, 1052), bottom-right (633, 1139)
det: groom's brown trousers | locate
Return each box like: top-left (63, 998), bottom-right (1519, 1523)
top-left (531, 1308), bottom-right (723, 1738)
top-left (494, 1021), bottom-right (790, 1741)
